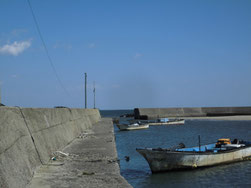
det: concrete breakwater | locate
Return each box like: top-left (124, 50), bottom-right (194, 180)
top-left (29, 118), bottom-right (131, 188)
top-left (0, 107), bottom-right (105, 188)
top-left (134, 107), bottom-right (251, 119)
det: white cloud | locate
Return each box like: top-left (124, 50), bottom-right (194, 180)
top-left (0, 40), bottom-right (31, 56)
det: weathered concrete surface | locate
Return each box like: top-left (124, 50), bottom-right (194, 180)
top-left (0, 107), bottom-right (41, 188)
top-left (21, 108), bottom-right (100, 164)
top-left (29, 118), bottom-right (132, 188)
top-left (134, 107), bottom-right (251, 119)
top-left (0, 107), bottom-right (101, 188)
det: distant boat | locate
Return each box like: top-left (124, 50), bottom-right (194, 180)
top-left (136, 138), bottom-right (251, 173)
top-left (116, 122), bottom-right (149, 131)
top-left (132, 118), bottom-right (185, 126)
top-left (148, 118), bottom-right (185, 126)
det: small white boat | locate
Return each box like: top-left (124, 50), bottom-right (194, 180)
top-left (133, 118), bottom-right (185, 126)
top-left (148, 118), bottom-right (185, 126)
top-left (137, 138), bottom-right (251, 173)
top-left (116, 122), bottom-right (149, 131)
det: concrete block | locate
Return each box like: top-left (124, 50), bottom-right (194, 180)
top-left (0, 107), bottom-right (41, 188)
top-left (183, 107), bottom-right (205, 117)
top-left (21, 108), bottom-right (101, 164)
top-left (0, 107), bottom-right (101, 188)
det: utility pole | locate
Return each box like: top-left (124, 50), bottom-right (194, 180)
top-left (85, 73), bottom-right (87, 109)
top-left (93, 81), bottom-right (96, 109)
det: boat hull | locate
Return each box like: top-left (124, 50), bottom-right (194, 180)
top-left (136, 146), bottom-right (251, 173)
top-left (116, 124), bottom-right (149, 131)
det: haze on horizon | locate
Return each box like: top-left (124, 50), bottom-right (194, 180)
top-left (0, 0), bottom-right (251, 110)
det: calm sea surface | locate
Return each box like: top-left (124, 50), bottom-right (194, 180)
top-left (100, 110), bottom-right (251, 188)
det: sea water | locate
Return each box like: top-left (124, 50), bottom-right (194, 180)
top-left (100, 110), bottom-right (251, 187)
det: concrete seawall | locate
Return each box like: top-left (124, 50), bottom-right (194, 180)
top-left (29, 118), bottom-right (131, 188)
top-left (0, 107), bottom-right (100, 188)
top-left (134, 107), bottom-right (251, 119)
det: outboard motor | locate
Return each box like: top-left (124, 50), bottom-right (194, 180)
top-left (232, 139), bottom-right (239, 144)
top-left (178, 143), bottom-right (186, 149)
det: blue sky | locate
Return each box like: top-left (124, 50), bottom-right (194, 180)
top-left (0, 0), bottom-right (251, 109)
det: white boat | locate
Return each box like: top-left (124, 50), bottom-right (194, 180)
top-left (133, 118), bottom-right (185, 126)
top-left (148, 118), bottom-right (185, 126)
top-left (116, 122), bottom-right (149, 131)
top-left (136, 138), bottom-right (251, 173)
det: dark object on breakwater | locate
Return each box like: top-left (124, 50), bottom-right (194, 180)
top-left (0, 103), bottom-right (5, 106)
top-left (125, 156), bottom-right (130, 162)
top-left (54, 106), bottom-right (68, 108)
top-left (113, 118), bottom-right (119, 124)
top-left (134, 107), bottom-right (251, 119)
top-left (136, 139), bottom-right (251, 173)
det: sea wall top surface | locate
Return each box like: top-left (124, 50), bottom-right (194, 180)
top-left (0, 107), bottom-right (100, 188)
top-left (29, 118), bottom-right (132, 188)
top-left (134, 107), bottom-right (251, 119)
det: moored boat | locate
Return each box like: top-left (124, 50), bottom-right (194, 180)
top-left (116, 122), bottom-right (149, 131)
top-left (148, 118), bottom-right (185, 126)
top-left (131, 118), bottom-right (185, 126)
top-left (136, 138), bottom-right (251, 173)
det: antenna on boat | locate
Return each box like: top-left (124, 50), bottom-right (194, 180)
top-left (198, 135), bottom-right (201, 152)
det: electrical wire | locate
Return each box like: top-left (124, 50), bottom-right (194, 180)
top-left (27, 0), bottom-right (71, 97)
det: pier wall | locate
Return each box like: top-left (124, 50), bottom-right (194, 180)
top-left (0, 107), bottom-right (100, 188)
top-left (134, 107), bottom-right (251, 119)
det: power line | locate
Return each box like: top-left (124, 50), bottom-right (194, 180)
top-left (27, 0), bottom-right (70, 97)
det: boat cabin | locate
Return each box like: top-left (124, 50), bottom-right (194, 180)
top-left (157, 118), bottom-right (169, 123)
